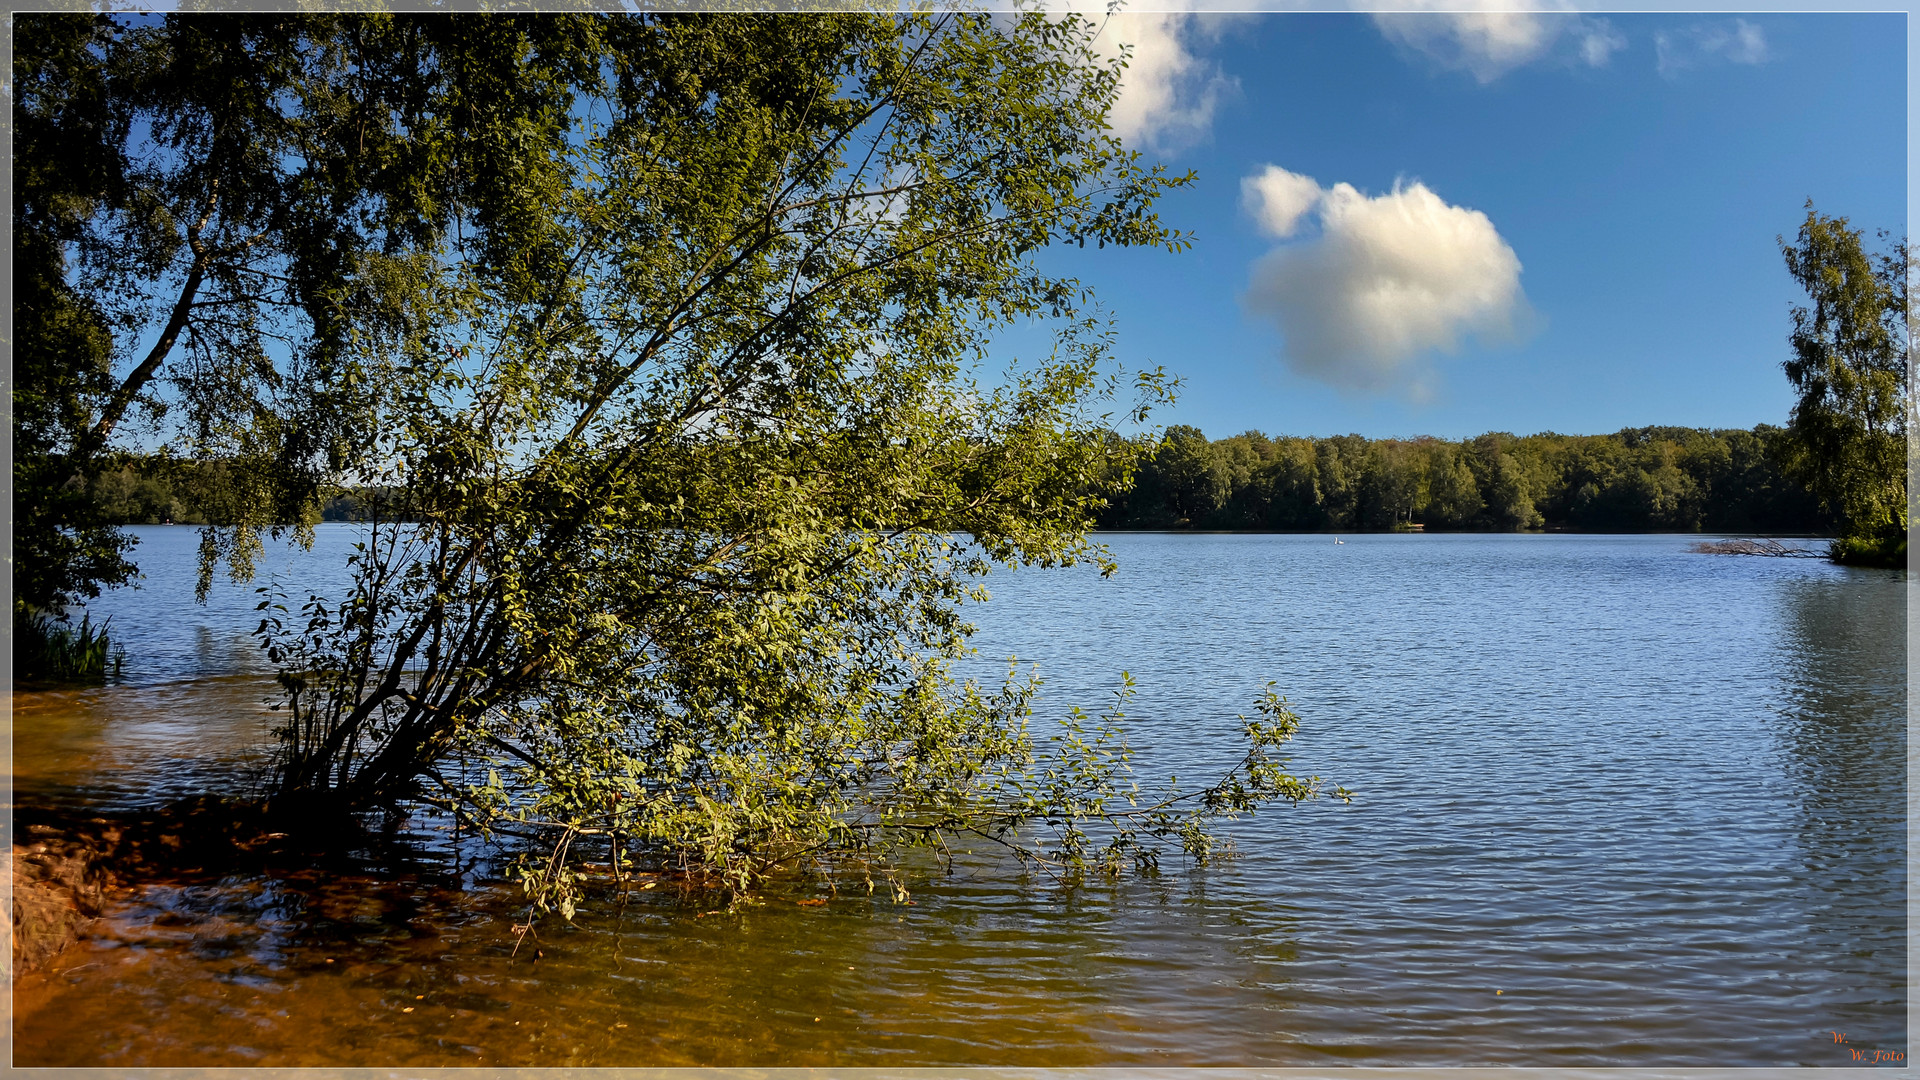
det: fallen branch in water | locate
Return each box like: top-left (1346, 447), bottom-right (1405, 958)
top-left (1690, 538), bottom-right (1825, 557)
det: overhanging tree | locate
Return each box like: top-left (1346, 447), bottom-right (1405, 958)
top-left (166, 12), bottom-right (1348, 915)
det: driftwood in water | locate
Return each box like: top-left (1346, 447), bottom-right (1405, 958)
top-left (1690, 538), bottom-right (1825, 557)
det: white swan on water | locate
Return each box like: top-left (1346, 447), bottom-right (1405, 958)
top-left (1334, 537), bottom-right (1344, 545)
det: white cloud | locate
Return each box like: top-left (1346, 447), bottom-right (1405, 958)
top-left (1241, 165), bottom-right (1324, 240)
top-left (1724, 20), bottom-right (1769, 64)
top-left (1655, 19), bottom-right (1769, 79)
top-left (1369, 1), bottom-right (1624, 84)
top-left (1088, 11), bottom-right (1239, 152)
top-left (850, 162), bottom-right (916, 225)
top-left (1241, 174), bottom-right (1531, 396)
top-left (1576, 22), bottom-right (1626, 67)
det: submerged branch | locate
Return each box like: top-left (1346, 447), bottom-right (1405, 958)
top-left (1690, 538), bottom-right (1826, 557)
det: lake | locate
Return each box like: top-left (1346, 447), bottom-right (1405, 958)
top-left (7, 526), bottom-right (1907, 1067)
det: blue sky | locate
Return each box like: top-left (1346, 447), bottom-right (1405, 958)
top-left (1012, 11), bottom-right (1906, 441)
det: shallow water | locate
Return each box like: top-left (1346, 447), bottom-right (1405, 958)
top-left (8, 527), bottom-right (1908, 1066)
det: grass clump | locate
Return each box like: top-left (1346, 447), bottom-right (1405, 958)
top-left (17, 610), bottom-right (124, 684)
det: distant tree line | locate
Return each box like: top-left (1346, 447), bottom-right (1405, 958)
top-left (86, 456), bottom-right (388, 525)
top-left (1099, 424), bottom-right (1828, 534)
top-left (92, 424), bottom-right (1828, 536)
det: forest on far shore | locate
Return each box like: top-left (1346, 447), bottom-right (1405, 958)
top-left (89, 423), bottom-right (1828, 537)
top-left (1099, 424), bottom-right (1827, 534)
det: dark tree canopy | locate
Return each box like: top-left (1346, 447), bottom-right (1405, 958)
top-left (13, 13), bottom-right (667, 615)
top-left (14, 13), bottom-right (140, 619)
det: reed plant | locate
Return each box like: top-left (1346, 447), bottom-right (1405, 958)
top-left (17, 610), bottom-right (125, 683)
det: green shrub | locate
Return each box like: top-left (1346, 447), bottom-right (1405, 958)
top-left (1829, 534), bottom-right (1907, 569)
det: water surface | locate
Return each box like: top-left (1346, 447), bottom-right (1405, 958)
top-left (8, 527), bottom-right (1907, 1066)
